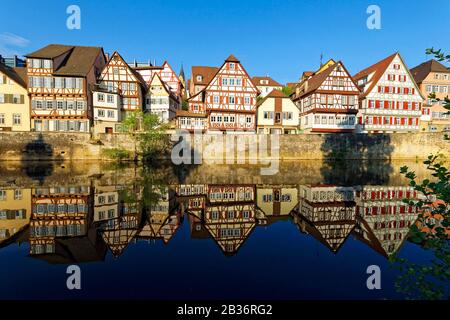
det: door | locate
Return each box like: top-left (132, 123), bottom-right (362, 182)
top-left (105, 127), bottom-right (113, 134)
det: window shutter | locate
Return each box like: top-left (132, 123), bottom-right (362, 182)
top-left (20, 95), bottom-right (24, 104)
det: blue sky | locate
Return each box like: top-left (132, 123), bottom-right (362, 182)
top-left (0, 0), bottom-right (449, 84)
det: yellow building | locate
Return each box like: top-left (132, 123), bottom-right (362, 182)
top-left (0, 64), bottom-right (30, 131)
top-left (256, 185), bottom-right (298, 222)
top-left (256, 90), bottom-right (300, 134)
top-left (410, 59), bottom-right (450, 132)
top-left (0, 188), bottom-right (31, 245)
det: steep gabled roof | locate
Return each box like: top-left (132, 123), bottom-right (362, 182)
top-left (252, 76), bottom-right (282, 87)
top-left (352, 52), bottom-right (398, 96)
top-left (297, 62), bottom-right (339, 96)
top-left (256, 89), bottom-right (288, 107)
top-left (191, 66), bottom-right (219, 86)
top-left (353, 52), bottom-right (426, 100)
top-left (410, 59), bottom-right (450, 84)
top-left (27, 44), bottom-right (105, 77)
top-left (225, 54), bottom-right (240, 62)
top-left (107, 51), bottom-right (147, 87)
top-left (0, 64), bottom-right (27, 88)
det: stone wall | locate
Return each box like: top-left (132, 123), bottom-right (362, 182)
top-left (0, 131), bottom-right (448, 161)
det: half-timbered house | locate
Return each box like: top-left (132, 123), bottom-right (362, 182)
top-left (133, 61), bottom-right (183, 100)
top-left (291, 61), bottom-right (360, 133)
top-left (252, 76), bottom-right (283, 98)
top-left (26, 44), bottom-right (106, 132)
top-left (256, 90), bottom-right (300, 134)
top-left (93, 51), bottom-right (146, 134)
top-left (182, 55), bottom-right (259, 133)
top-left (145, 73), bottom-right (179, 123)
top-left (353, 52), bottom-right (425, 133)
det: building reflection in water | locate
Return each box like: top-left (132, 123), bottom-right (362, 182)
top-left (0, 181), bottom-right (422, 262)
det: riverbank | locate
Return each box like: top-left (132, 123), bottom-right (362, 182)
top-left (0, 132), bottom-right (448, 161)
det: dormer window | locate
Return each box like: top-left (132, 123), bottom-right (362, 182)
top-left (260, 80), bottom-right (269, 85)
top-left (196, 75), bottom-right (203, 82)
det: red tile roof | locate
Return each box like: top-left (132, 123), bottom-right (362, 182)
top-left (252, 76), bottom-right (282, 87)
top-left (410, 59), bottom-right (450, 84)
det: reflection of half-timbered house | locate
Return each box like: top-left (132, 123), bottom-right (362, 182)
top-left (203, 184), bottom-right (256, 255)
top-left (93, 52), bottom-right (146, 134)
top-left (354, 185), bottom-right (419, 257)
top-left (179, 55), bottom-right (259, 133)
top-left (353, 52), bottom-right (424, 133)
top-left (256, 185), bottom-right (298, 224)
top-left (294, 185), bottom-right (357, 252)
top-left (175, 184), bottom-right (208, 214)
top-left (26, 44), bottom-right (106, 132)
top-left (98, 184), bottom-right (143, 257)
top-left (29, 185), bottom-right (92, 256)
top-left (138, 186), bottom-right (181, 244)
top-left (0, 188), bottom-right (31, 245)
top-left (291, 61), bottom-right (360, 133)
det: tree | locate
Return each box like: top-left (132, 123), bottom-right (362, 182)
top-left (181, 99), bottom-right (189, 111)
top-left (281, 85), bottom-right (293, 96)
top-left (120, 111), bottom-right (169, 161)
top-left (392, 48), bottom-right (450, 300)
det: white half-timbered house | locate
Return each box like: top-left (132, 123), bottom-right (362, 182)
top-left (179, 55), bottom-right (259, 133)
top-left (93, 51), bottom-right (146, 133)
top-left (26, 44), bottom-right (106, 132)
top-left (291, 61), bottom-right (360, 133)
top-left (353, 52), bottom-right (425, 133)
top-left (145, 73), bottom-right (179, 123)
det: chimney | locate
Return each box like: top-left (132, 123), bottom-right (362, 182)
top-left (105, 52), bottom-right (110, 61)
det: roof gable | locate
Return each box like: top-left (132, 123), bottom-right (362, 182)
top-left (0, 64), bottom-right (27, 88)
top-left (410, 59), bottom-right (450, 84)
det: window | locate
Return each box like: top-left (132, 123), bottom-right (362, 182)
top-left (229, 78), bottom-right (235, 86)
top-left (107, 110), bottom-right (114, 118)
top-left (213, 95), bottom-right (219, 104)
top-left (315, 115), bottom-right (320, 124)
top-left (76, 101), bottom-right (84, 110)
top-left (57, 101), bottom-right (65, 110)
top-left (244, 97), bottom-right (250, 105)
top-left (98, 93), bottom-right (105, 102)
top-left (236, 78), bottom-right (242, 86)
top-left (121, 83), bottom-right (129, 91)
top-left (246, 116), bottom-right (252, 123)
top-left (329, 116), bottom-right (334, 124)
top-left (113, 67), bottom-right (119, 75)
top-left (229, 63), bottom-right (235, 70)
top-left (321, 116), bottom-right (327, 124)
top-left (222, 78), bottom-right (228, 86)
top-left (0, 94), bottom-right (4, 104)
top-left (0, 114), bottom-right (4, 124)
top-left (129, 83), bottom-right (136, 91)
top-left (196, 75), bottom-right (203, 82)
top-left (211, 211), bottom-right (219, 220)
top-left (13, 114), bottom-right (21, 125)
top-left (229, 96), bottom-right (235, 104)
top-left (98, 109), bottom-right (105, 117)
top-left (43, 59), bottom-right (52, 69)
top-left (0, 190), bottom-right (6, 201)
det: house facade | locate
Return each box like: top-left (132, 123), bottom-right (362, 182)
top-left (410, 59), bottom-right (450, 132)
top-left (93, 51), bottom-right (146, 134)
top-left (291, 60), bottom-right (360, 133)
top-left (256, 89), bottom-right (299, 134)
top-left (353, 52), bottom-right (424, 133)
top-left (26, 44), bottom-right (106, 132)
top-left (180, 55), bottom-right (259, 133)
top-left (252, 76), bottom-right (283, 97)
top-left (0, 64), bottom-right (30, 131)
top-left (145, 73), bottom-right (179, 123)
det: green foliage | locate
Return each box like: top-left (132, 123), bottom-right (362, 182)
top-left (102, 148), bottom-right (131, 161)
top-left (120, 111), bottom-right (169, 161)
top-left (426, 48), bottom-right (450, 62)
top-left (182, 100), bottom-right (189, 111)
top-left (281, 86), bottom-right (293, 96)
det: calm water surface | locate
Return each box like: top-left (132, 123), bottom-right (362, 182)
top-left (0, 160), bottom-right (448, 300)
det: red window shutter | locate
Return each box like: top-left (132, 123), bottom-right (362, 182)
top-left (384, 101), bottom-right (388, 108)
top-left (378, 86), bottom-right (381, 93)
top-left (403, 102), bottom-right (408, 109)
top-left (412, 88), bottom-right (415, 94)
top-left (375, 100), bottom-right (380, 108)
top-left (408, 118), bottom-right (412, 125)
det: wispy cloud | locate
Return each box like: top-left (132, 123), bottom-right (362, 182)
top-left (0, 32), bottom-right (30, 56)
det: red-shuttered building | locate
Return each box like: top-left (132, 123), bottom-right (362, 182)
top-left (353, 52), bottom-right (425, 133)
top-left (177, 54), bottom-right (259, 133)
